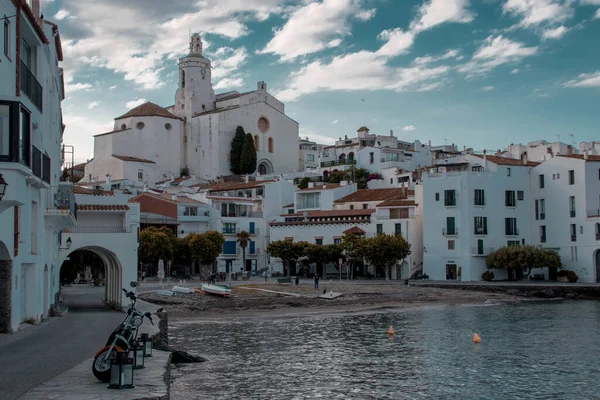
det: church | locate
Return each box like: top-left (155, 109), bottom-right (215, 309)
top-left (83, 33), bottom-right (299, 187)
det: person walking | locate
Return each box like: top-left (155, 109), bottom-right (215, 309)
top-left (314, 274), bottom-right (320, 289)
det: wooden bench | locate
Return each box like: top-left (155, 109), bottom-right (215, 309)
top-left (277, 278), bottom-right (292, 284)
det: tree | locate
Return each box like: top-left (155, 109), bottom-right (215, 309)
top-left (237, 230), bottom-right (251, 272)
top-left (267, 240), bottom-right (309, 277)
top-left (356, 233), bottom-right (411, 280)
top-left (306, 243), bottom-right (344, 278)
top-left (240, 133), bottom-right (257, 174)
top-left (173, 236), bottom-right (193, 266)
top-left (138, 228), bottom-right (174, 270)
top-left (298, 177), bottom-right (311, 189)
top-left (188, 231), bottom-right (225, 278)
top-left (326, 167), bottom-right (371, 189)
top-left (230, 126), bottom-right (246, 174)
top-left (342, 233), bottom-right (365, 279)
top-left (486, 245), bottom-right (562, 280)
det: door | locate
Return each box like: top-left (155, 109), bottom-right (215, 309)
top-left (596, 251), bottom-right (600, 283)
top-left (477, 239), bottom-right (484, 255)
top-left (446, 264), bottom-right (457, 280)
top-left (43, 265), bottom-right (49, 317)
top-left (249, 222), bottom-right (255, 234)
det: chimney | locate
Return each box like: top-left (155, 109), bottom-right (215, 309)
top-left (522, 152), bottom-right (528, 165)
top-left (584, 150), bottom-right (589, 160)
top-left (428, 140), bottom-right (431, 147)
top-left (244, 175), bottom-right (249, 183)
top-left (483, 149), bottom-right (487, 168)
top-left (172, 194), bottom-right (177, 201)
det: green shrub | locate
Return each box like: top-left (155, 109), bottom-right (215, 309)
top-left (481, 271), bottom-right (495, 281)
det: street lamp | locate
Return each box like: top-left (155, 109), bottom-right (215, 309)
top-left (59, 236), bottom-right (72, 250)
top-left (0, 174), bottom-right (7, 201)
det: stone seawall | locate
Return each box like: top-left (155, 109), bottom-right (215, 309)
top-left (413, 282), bottom-right (600, 300)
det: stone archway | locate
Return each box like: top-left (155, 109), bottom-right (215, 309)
top-left (60, 246), bottom-right (123, 308)
top-left (257, 159), bottom-right (274, 175)
top-left (0, 241), bottom-right (12, 333)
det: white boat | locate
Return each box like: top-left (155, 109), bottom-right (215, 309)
top-left (200, 284), bottom-right (232, 297)
top-left (318, 291), bottom-right (343, 300)
top-left (156, 289), bottom-right (175, 296)
top-left (172, 286), bottom-right (195, 294)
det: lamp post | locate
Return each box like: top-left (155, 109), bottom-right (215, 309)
top-left (139, 333), bottom-right (153, 357)
top-left (132, 341), bottom-right (145, 369)
top-left (0, 174), bottom-right (7, 201)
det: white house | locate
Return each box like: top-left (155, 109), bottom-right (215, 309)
top-left (529, 153), bottom-right (600, 282)
top-left (0, 2), bottom-right (73, 332)
top-left (422, 153), bottom-right (539, 282)
top-left (84, 33), bottom-right (299, 186)
top-left (502, 140), bottom-right (576, 163)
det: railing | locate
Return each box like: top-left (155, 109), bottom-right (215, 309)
top-left (442, 228), bottom-right (458, 236)
top-left (570, 210), bottom-right (576, 218)
top-left (540, 236), bottom-right (546, 243)
top-left (63, 226), bottom-right (131, 233)
top-left (221, 211), bottom-right (264, 218)
top-left (471, 247), bottom-right (494, 256)
top-left (505, 229), bottom-right (519, 236)
top-left (42, 153), bottom-right (51, 183)
top-left (320, 159), bottom-right (356, 168)
top-left (474, 229), bottom-right (487, 235)
top-left (222, 227), bottom-right (241, 234)
top-left (31, 146), bottom-right (42, 179)
top-left (540, 213), bottom-right (545, 220)
top-left (20, 60), bottom-right (43, 111)
top-left (587, 210), bottom-right (600, 218)
top-left (53, 182), bottom-right (77, 219)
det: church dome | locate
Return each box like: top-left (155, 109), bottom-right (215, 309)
top-left (115, 102), bottom-right (181, 120)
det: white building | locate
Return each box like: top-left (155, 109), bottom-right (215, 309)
top-left (0, 2), bottom-right (74, 332)
top-left (502, 140), bottom-right (576, 163)
top-left (84, 33), bottom-right (299, 186)
top-left (298, 137), bottom-right (323, 171)
top-left (422, 153), bottom-right (539, 282)
top-left (529, 153), bottom-right (600, 282)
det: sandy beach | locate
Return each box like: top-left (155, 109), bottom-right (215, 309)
top-left (139, 281), bottom-right (525, 320)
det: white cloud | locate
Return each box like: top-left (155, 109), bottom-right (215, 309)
top-left (511, 68), bottom-right (520, 74)
top-left (413, 49), bottom-right (461, 65)
top-left (481, 86), bottom-right (495, 91)
top-left (213, 77), bottom-right (245, 90)
top-left (458, 35), bottom-right (538, 76)
top-left (375, 29), bottom-right (415, 57)
top-left (403, 125), bottom-right (416, 131)
top-left (542, 25), bottom-right (569, 39)
top-left (563, 71), bottom-right (600, 87)
top-left (109, 85), bottom-right (117, 90)
top-left (410, 0), bottom-right (476, 33)
top-left (332, 119), bottom-right (339, 124)
top-left (299, 128), bottom-right (337, 145)
top-left (88, 101), bottom-right (101, 109)
top-left (259, 0), bottom-right (374, 62)
top-left (54, 9), bottom-right (71, 20)
top-left (62, 113), bottom-right (114, 163)
top-left (125, 98), bottom-right (147, 109)
top-left (503, 0), bottom-right (574, 27)
top-left (595, 8), bottom-right (600, 18)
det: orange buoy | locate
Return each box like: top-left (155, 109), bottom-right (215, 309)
top-left (388, 326), bottom-right (395, 335)
top-left (473, 333), bottom-right (481, 343)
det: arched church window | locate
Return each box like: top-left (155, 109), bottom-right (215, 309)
top-left (121, 124), bottom-right (126, 130)
top-left (181, 71), bottom-right (185, 88)
top-left (258, 117), bottom-right (270, 133)
top-left (268, 137), bottom-right (274, 153)
top-left (596, 223), bottom-right (600, 238)
top-left (254, 135), bottom-right (260, 151)
top-left (136, 122), bottom-right (145, 130)
top-left (165, 123), bottom-right (172, 131)
top-left (348, 152), bottom-right (355, 161)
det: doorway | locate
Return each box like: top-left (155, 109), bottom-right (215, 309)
top-left (0, 241), bottom-right (12, 332)
top-left (446, 264), bottom-right (457, 280)
top-left (596, 250), bottom-right (600, 283)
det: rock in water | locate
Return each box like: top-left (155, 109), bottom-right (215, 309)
top-left (171, 350), bottom-right (206, 364)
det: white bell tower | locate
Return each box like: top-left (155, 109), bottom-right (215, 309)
top-left (175, 33), bottom-right (215, 117)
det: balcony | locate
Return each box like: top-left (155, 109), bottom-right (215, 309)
top-left (25, 146), bottom-right (50, 189)
top-left (587, 209), bottom-right (600, 218)
top-left (474, 228), bottom-right (487, 236)
top-left (505, 228), bottom-right (519, 237)
top-left (320, 159), bottom-right (356, 168)
top-left (42, 153), bottom-right (50, 183)
top-left (222, 227), bottom-right (241, 235)
top-left (540, 236), bottom-right (546, 243)
top-left (570, 210), bottom-right (576, 218)
top-left (45, 182), bottom-right (77, 229)
top-left (20, 60), bottom-right (43, 112)
top-left (471, 247), bottom-right (494, 256)
top-left (221, 211), bottom-right (263, 218)
top-left (32, 146), bottom-right (41, 178)
top-left (442, 228), bottom-right (458, 237)
top-left (63, 226), bottom-right (132, 233)
top-left (571, 234), bottom-right (576, 242)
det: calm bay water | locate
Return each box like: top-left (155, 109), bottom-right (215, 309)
top-left (170, 301), bottom-right (600, 399)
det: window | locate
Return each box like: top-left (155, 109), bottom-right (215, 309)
top-left (362, 204), bottom-right (368, 210)
top-left (307, 154), bottom-right (314, 162)
top-left (448, 240), bottom-right (455, 250)
top-left (506, 167), bottom-right (511, 176)
top-left (444, 190), bottom-right (456, 206)
top-left (136, 122), bottom-right (144, 129)
top-left (165, 123), bottom-right (172, 131)
top-left (258, 117), bottom-right (270, 133)
top-left (570, 224), bottom-right (576, 242)
top-left (315, 238), bottom-right (323, 245)
top-left (376, 224), bottom-right (383, 235)
top-left (507, 240), bottom-right (520, 247)
top-left (223, 241), bottom-right (236, 255)
top-left (349, 205), bottom-right (354, 210)
top-left (596, 223), bottom-right (600, 240)
top-left (474, 189), bottom-right (485, 206)
top-left (540, 226), bottom-right (546, 243)
top-left (254, 135), bottom-right (260, 151)
top-left (505, 190), bottom-right (516, 207)
top-left (298, 192), bottom-right (320, 209)
top-left (287, 208), bottom-right (294, 214)
top-left (268, 137), bottom-right (273, 153)
top-left (0, 104), bottom-right (11, 158)
top-left (4, 20), bottom-right (10, 59)
top-left (21, 39), bottom-right (36, 72)
top-left (369, 152), bottom-right (374, 164)
top-left (223, 223), bottom-right (236, 234)
top-left (539, 199), bottom-right (545, 220)
top-left (505, 218), bottom-right (518, 236)
top-left (333, 238), bottom-right (342, 245)
top-left (20, 107), bottom-right (31, 167)
top-left (472, 166), bottom-right (483, 172)
top-left (569, 196), bottom-right (576, 218)
top-left (539, 174), bottom-right (545, 188)
top-left (184, 207), bottom-right (198, 216)
top-left (517, 191), bottom-right (524, 201)
top-left (181, 70), bottom-right (185, 88)
top-left (435, 192), bottom-right (440, 201)
top-left (394, 223), bottom-right (402, 236)
top-left (445, 217), bottom-right (456, 235)
top-left (568, 170), bottom-right (575, 185)
top-left (137, 169), bottom-right (143, 181)
top-left (535, 200), bottom-right (539, 220)
top-left (474, 217), bottom-right (487, 235)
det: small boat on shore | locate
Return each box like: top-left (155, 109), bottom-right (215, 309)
top-left (172, 286), bottom-right (195, 294)
top-left (319, 291), bottom-right (343, 300)
top-left (200, 284), bottom-right (232, 297)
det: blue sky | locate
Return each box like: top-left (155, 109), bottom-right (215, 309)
top-left (42, 0), bottom-right (600, 163)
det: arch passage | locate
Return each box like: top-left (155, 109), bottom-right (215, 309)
top-left (257, 159), bottom-right (274, 175)
top-left (0, 241), bottom-right (12, 333)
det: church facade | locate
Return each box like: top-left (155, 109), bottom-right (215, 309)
top-left (83, 33), bottom-right (299, 186)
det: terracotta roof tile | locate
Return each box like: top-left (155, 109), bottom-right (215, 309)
top-left (284, 209), bottom-right (374, 218)
top-left (78, 204), bottom-right (129, 211)
top-left (115, 102), bottom-right (181, 120)
top-left (334, 188), bottom-right (413, 203)
top-left (343, 226), bottom-right (365, 234)
top-left (377, 199), bottom-right (417, 207)
top-left (271, 219), bottom-right (370, 227)
top-left (557, 154), bottom-right (600, 162)
top-left (112, 155), bottom-right (156, 164)
top-left (130, 191), bottom-right (207, 205)
top-left (298, 183), bottom-right (342, 192)
top-left (471, 154), bottom-right (540, 167)
top-left (202, 179), bottom-right (276, 192)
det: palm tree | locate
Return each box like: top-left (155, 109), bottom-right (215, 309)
top-left (237, 230), bottom-right (251, 275)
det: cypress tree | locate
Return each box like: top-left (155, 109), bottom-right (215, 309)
top-left (240, 133), bottom-right (257, 175)
top-left (230, 126), bottom-right (246, 174)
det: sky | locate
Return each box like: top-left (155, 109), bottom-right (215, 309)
top-left (41, 0), bottom-right (600, 164)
